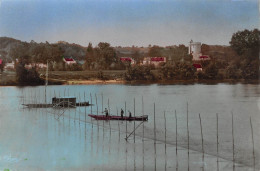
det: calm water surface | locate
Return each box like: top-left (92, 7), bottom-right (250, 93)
top-left (0, 84), bottom-right (259, 170)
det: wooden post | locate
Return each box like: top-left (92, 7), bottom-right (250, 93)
top-left (175, 110), bottom-right (178, 170)
top-left (95, 93), bottom-right (99, 129)
top-left (90, 93), bottom-right (92, 114)
top-left (84, 92), bottom-right (86, 123)
top-left (250, 117), bottom-right (255, 171)
top-left (108, 98), bottom-right (111, 136)
top-left (117, 108), bottom-right (120, 140)
top-left (154, 103), bottom-right (156, 145)
top-left (102, 93), bottom-right (104, 129)
top-left (134, 98), bottom-right (135, 143)
top-left (142, 96), bottom-right (144, 141)
top-left (232, 112), bottom-right (235, 171)
top-left (187, 102), bottom-right (189, 171)
top-left (217, 113), bottom-right (219, 171)
top-left (199, 113), bottom-right (204, 170)
top-left (125, 101), bottom-right (127, 139)
top-left (79, 93), bottom-right (81, 124)
top-left (164, 111), bottom-right (167, 170)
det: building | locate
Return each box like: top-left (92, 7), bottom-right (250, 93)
top-left (63, 57), bottom-right (76, 65)
top-left (199, 55), bottom-right (210, 60)
top-left (193, 63), bottom-right (202, 71)
top-left (189, 40), bottom-right (202, 61)
top-left (4, 61), bottom-right (15, 70)
top-left (120, 57), bottom-right (136, 65)
top-left (143, 57), bottom-right (166, 67)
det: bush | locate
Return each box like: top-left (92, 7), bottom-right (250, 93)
top-left (158, 62), bottom-right (196, 80)
top-left (16, 63), bottom-right (44, 85)
top-left (124, 65), bottom-right (155, 81)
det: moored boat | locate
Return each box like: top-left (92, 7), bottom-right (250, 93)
top-left (88, 114), bottom-right (148, 121)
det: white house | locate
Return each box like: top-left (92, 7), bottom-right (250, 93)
top-left (120, 57), bottom-right (136, 65)
top-left (142, 57), bottom-right (166, 67)
top-left (63, 57), bottom-right (76, 65)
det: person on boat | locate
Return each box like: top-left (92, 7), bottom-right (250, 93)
top-left (128, 110), bottom-right (132, 118)
top-left (104, 108), bottom-right (109, 117)
top-left (121, 108), bottom-right (124, 118)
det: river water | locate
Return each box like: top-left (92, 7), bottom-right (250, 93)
top-left (0, 83), bottom-right (259, 171)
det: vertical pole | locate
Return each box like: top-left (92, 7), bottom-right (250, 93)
top-left (199, 113), bottom-right (204, 170)
top-left (175, 110), bottom-right (178, 170)
top-left (154, 103), bottom-right (156, 171)
top-left (250, 117), bottom-right (255, 171)
top-left (134, 98), bottom-right (135, 143)
top-left (217, 113), bottom-right (219, 171)
top-left (125, 101), bottom-right (127, 139)
top-left (95, 94), bottom-right (99, 128)
top-left (90, 93), bottom-right (93, 128)
top-left (45, 60), bottom-right (48, 103)
top-left (79, 93), bottom-right (81, 124)
top-left (117, 108), bottom-right (120, 140)
top-left (84, 92), bottom-right (86, 123)
top-left (164, 111), bottom-right (167, 170)
top-left (232, 112), bottom-right (235, 171)
top-left (142, 96), bottom-right (144, 141)
top-left (101, 93), bottom-right (103, 113)
top-left (108, 98), bottom-right (111, 136)
top-left (154, 103), bottom-right (156, 144)
top-left (187, 102), bottom-right (189, 171)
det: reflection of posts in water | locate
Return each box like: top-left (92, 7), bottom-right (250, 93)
top-left (250, 117), bottom-right (255, 171)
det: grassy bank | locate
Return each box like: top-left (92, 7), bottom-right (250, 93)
top-left (0, 70), bottom-right (259, 86)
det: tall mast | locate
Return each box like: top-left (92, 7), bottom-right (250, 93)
top-left (45, 60), bottom-right (48, 103)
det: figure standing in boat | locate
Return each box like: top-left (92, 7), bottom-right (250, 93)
top-left (104, 108), bottom-right (109, 117)
top-left (121, 108), bottom-right (124, 118)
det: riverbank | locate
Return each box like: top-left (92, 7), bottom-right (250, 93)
top-left (0, 70), bottom-right (259, 86)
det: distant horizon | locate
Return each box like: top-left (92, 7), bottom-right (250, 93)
top-left (0, 0), bottom-right (258, 47)
top-left (1, 34), bottom-right (248, 48)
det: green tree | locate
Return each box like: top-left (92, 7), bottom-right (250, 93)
top-left (230, 29), bottom-right (260, 59)
top-left (229, 29), bottom-right (260, 79)
top-left (148, 45), bottom-right (162, 57)
top-left (96, 42), bottom-right (117, 69)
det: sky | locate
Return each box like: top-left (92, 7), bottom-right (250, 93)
top-left (0, 0), bottom-right (258, 47)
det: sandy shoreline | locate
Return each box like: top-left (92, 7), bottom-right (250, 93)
top-left (67, 79), bottom-right (126, 85)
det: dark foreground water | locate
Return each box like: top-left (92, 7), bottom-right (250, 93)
top-left (0, 83), bottom-right (259, 171)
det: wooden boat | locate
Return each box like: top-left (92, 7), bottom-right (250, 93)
top-left (88, 114), bottom-right (148, 121)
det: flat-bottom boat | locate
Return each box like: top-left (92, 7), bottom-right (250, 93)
top-left (88, 114), bottom-right (148, 121)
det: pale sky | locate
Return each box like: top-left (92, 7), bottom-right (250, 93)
top-left (0, 0), bottom-right (258, 46)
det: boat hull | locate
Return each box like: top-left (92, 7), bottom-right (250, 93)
top-left (88, 114), bottom-right (148, 121)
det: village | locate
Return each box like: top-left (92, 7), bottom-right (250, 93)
top-left (0, 28), bottom-right (259, 85)
top-left (0, 40), bottom-right (208, 71)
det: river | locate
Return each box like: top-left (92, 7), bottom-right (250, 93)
top-left (0, 83), bottom-right (259, 170)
